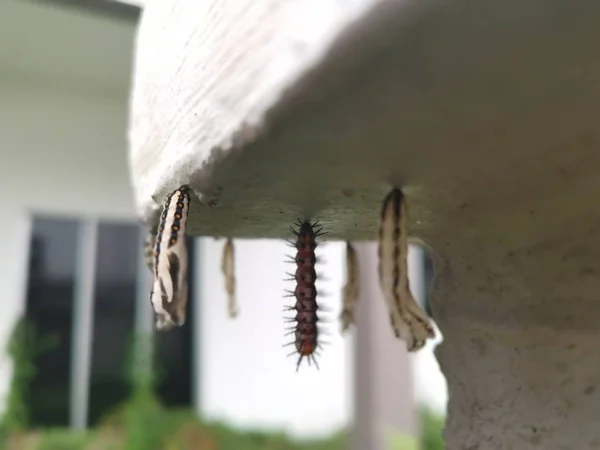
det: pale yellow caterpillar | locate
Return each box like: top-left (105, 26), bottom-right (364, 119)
top-left (340, 241), bottom-right (359, 333)
top-left (221, 238), bottom-right (238, 318)
top-left (377, 188), bottom-right (434, 351)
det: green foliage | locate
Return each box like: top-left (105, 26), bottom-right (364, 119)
top-left (2, 326), bottom-right (446, 449)
top-left (120, 332), bottom-right (167, 450)
top-left (420, 406), bottom-right (445, 450)
top-left (385, 433), bottom-right (419, 450)
top-left (35, 429), bottom-right (92, 450)
top-left (0, 318), bottom-right (57, 444)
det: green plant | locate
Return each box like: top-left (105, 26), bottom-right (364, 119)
top-left (0, 318), bottom-right (57, 444)
top-left (34, 429), bottom-right (92, 450)
top-left (2, 323), bottom-right (448, 450)
top-left (120, 332), bottom-right (169, 450)
top-left (420, 406), bottom-right (445, 450)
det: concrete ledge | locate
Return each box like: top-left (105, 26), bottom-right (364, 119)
top-left (129, 0), bottom-right (600, 243)
top-left (129, 1), bottom-right (600, 447)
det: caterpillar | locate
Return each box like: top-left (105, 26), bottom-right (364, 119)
top-left (221, 238), bottom-right (238, 318)
top-left (340, 241), bottom-right (359, 333)
top-left (377, 187), bottom-right (434, 351)
top-left (283, 219), bottom-right (326, 371)
top-left (150, 185), bottom-right (191, 331)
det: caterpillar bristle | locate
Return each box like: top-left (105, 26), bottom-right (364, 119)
top-left (316, 328), bottom-right (332, 337)
top-left (285, 352), bottom-right (320, 372)
top-left (283, 303), bottom-right (329, 313)
top-left (315, 290), bottom-right (331, 300)
top-left (315, 272), bottom-right (328, 280)
top-left (317, 304), bottom-right (330, 312)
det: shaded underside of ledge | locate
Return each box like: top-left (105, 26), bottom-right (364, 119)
top-left (129, 0), bottom-right (600, 251)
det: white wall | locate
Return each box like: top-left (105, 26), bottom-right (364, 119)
top-left (0, 83), bottom-right (136, 219)
top-left (198, 238), bottom-right (354, 438)
top-left (198, 239), bottom-right (449, 438)
top-left (0, 0), bottom-right (448, 432)
top-left (0, 80), bottom-right (137, 414)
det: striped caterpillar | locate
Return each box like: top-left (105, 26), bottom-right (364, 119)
top-left (221, 238), bottom-right (238, 318)
top-left (284, 219), bottom-right (326, 370)
top-left (378, 187), bottom-right (434, 351)
top-left (150, 185), bottom-right (191, 331)
top-left (340, 241), bottom-right (359, 333)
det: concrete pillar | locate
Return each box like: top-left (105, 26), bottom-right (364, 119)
top-left (69, 219), bottom-right (98, 430)
top-left (431, 237), bottom-right (600, 450)
top-left (352, 242), bottom-right (417, 450)
top-left (191, 237), bottom-right (204, 417)
top-left (134, 227), bottom-right (154, 335)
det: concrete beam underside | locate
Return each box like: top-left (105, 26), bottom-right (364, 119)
top-left (129, 1), bottom-right (600, 448)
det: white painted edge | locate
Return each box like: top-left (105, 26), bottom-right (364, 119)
top-left (127, 0), bottom-right (431, 221)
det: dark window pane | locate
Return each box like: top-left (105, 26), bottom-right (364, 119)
top-left (155, 236), bottom-right (195, 407)
top-left (25, 216), bottom-right (78, 426)
top-left (88, 221), bottom-right (138, 425)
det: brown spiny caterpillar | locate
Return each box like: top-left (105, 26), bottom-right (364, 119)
top-left (221, 238), bottom-right (238, 318)
top-left (340, 241), bottom-right (359, 333)
top-left (378, 188), bottom-right (434, 351)
top-left (150, 185), bottom-right (191, 331)
top-left (283, 219), bottom-right (326, 371)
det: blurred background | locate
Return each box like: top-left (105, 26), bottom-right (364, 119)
top-left (0, 0), bottom-right (448, 448)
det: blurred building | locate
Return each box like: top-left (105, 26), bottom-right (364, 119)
top-left (0, 0), bottom-right (192, 429)
top-left (0, 0), bottom-right (446, 444)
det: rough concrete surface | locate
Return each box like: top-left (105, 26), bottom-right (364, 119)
top-left (129, 0), bottom-right (600, 448)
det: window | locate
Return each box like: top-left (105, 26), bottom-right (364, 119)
top-left (154, 236), bottom-right (195, 408)
top-left (24, 215), bottom-right (197, 428)
top-left (25, 217), bottom-right (78, 426)
top-left (88, 221), bottom-right (138, 425)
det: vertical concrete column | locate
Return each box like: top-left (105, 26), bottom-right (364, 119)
top-left (132, 227), bottom-right (155, 383)
top-left (351, 242), bottom-right (417, 450)
top-left (191, 237), bottom-right (204, 417)
top-left (134, 227), bottom-right (154, 335)
top-left (70, 219), bottom-right (98, 430)
top-left (432, 239), bottom-right (600, 450)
